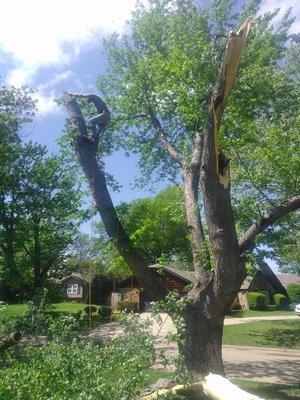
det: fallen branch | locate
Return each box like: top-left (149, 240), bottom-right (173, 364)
top-left (0, 331), bottom-right (22, 353)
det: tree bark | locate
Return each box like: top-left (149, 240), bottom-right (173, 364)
top-left (0, 331), bottom-right (22, 353)
top-left (181, 302), bottom-right (225, 378)
top-left (182, 167), bottom-right (210, 281)
top-left (239, 194), bottom-right (300, 254)
top-left (63, 93), bottom-right (167, 300)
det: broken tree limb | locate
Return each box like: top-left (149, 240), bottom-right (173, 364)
top-left (239, 194), bottom-right (300, 254)
top-left (203, 17), bottom-right (255, 185)
top-left (141, 374), bottom-right (264, 400)
top-left (63, 95), bottom-right (168, 301)
top-left (0, 331), bottom-right (22, 353)
top-left (200, 19), bottom-right (255, 306)
top-left (202, 374), bottom-right (264, 400)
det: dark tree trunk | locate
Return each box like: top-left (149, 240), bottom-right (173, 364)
top-left (63, 93), bottom-right (167, 301)
top-left (182, 304), bottom-right (225, 378)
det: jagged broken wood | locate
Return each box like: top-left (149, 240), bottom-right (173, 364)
top-left (141, 374), bottom-right (264, 400)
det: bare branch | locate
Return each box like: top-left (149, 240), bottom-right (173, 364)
top-left (239, 194), bottom-right (300, 254)
top-left (190, 132), bottom-right (203, 167)
top-left (148, 109), bottom-right (183, 166)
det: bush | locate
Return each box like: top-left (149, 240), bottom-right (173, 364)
top-left (0, 321), bottom-right (154, 399)
top-left (44, 279), bottom-right (66, 303)
top-left (286, 284), bottom-right (300, 303)
top-left (98, 305), bottom-right (112, 320)
top-left (266, 304), bottom-right (277, 311)
top-left (246, 292), bottom-right (266, 310)
top-left (118, 301), bottom-right (139, 313)
top-left (274, 294), bottom-right (290, 310)
top-left (83, 305), bottom-right (97, 315)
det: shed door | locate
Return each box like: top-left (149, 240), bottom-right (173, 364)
top-left (111, 292), bottom-right (122, 310)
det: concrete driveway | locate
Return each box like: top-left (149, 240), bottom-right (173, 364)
top-left (90, 312), bottom-right (300, 384)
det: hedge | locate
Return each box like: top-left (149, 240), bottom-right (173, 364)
top-left (83, 305), bottom-right (98, 315)
top-left (117, 301), bottom-right (139, 313)
top-left (246, 292), bottom-right (266, 310)
top-left (286, 284), bottom-right (300, 303)
top-left (274, 294), bottom-right (290, 310)
top-left (98, 305), bottom-right (112, 320)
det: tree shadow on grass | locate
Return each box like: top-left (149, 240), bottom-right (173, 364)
top-left (262, 327), bottom-right (300, 349)
top-left (233, 380), bottom-right (300, 400)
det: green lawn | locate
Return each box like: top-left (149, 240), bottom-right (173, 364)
top-left (4, 301), bottom-right (90, 318)
top-left (223, 320), bottom-right (300, 349)
top-left (226, 309), bottom-right (295, 318)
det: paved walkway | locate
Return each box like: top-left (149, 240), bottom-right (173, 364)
top-left (90, 313), bottom-right (300, 384)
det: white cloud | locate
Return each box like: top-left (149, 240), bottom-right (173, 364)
top-left (1, 0), bottom-right (137, 86)
top-left (33, 92), bottom-right (61, 117)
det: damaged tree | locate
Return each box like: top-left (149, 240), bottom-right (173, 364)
top-left (63, 2), bottom-right (300, 378)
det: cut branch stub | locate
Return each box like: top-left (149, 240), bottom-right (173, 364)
top-left (62, 92), bottom-right (88, 137)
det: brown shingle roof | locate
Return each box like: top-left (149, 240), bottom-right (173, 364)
top-left (276, 274), bottom-right (300, 288)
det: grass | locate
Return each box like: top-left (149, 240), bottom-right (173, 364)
top-left (226, 309), bottom-right (296, 318)
top-left (4, 301), bottom-right (90, 318)
top-left (144, 371), bottom-right (300, 399)
top-left (223, 320), bottom-right (300, 349)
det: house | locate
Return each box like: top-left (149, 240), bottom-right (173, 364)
top-left (61, 273), bottom-right (87, 300)
top-left (112, 261), bottom-right (287, 311)
top-left (61, 273), bottom-right (113, 304)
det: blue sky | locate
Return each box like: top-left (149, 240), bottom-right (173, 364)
top-left (1, 0), bottom-right (299, 271)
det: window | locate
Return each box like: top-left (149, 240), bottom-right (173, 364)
top-left (67, 284), bottom-right (79, 294)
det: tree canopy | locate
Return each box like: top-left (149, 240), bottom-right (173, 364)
top-left (98, 0), bottom-right (299, 271)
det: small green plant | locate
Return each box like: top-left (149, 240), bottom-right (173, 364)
top-left (246, 292), bottom-right (266, 310)
top-left (118, 300), bottom-right (139, 313)
top-left (274, 294), bottom-right (290, 310)
top-left (98, 305), bottom-right (112, 320)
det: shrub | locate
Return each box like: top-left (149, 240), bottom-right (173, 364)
top-left (0, 321), bottom-right (154, 399)
top-left (246, 292), bottom-right (266, 310)
top-left (44, 279), bottom-right (66, 303)
top-left (266, 304), bottom-right (277, 311)
top-left (83, 305), bottom-right (97, 315)
top-left (98, 305), bottom-right (112, 320)
top-left (286, 284), bottom-right (300, 303)
top-left (274, 294), bottom-right (290, 310)
top-left (118, 300), bottom-right (139, 313)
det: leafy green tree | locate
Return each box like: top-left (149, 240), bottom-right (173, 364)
top-left (0, 87), bottom-right (85, 298)
top-left (98, 186), bottom-right (192, 271)
top-left (64, 0), bottom-right (300, 377)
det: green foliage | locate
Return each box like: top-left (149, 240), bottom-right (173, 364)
top-left (286, 284), bottom-right (300, 303)
top-left (83, 305), bottom-right (98, 315)
top-left (0, 326), bottom-right (154, 400)
top-left (246, 292), bottom-right (266, 310)
top-left (274, 293), bottom-right (290, 310)
top-left (0, 86), bottom-right (85, 294)
top-left (97, 186), bottom-right (193, 277)
top-left (118, 300), bottom-right (139, 313)
top-left (98, 305), bottom-right (112, 320)
top-left (97, 0), bottom-right (299, 270)
top-left (44, 279), bottom-right (66, 303)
